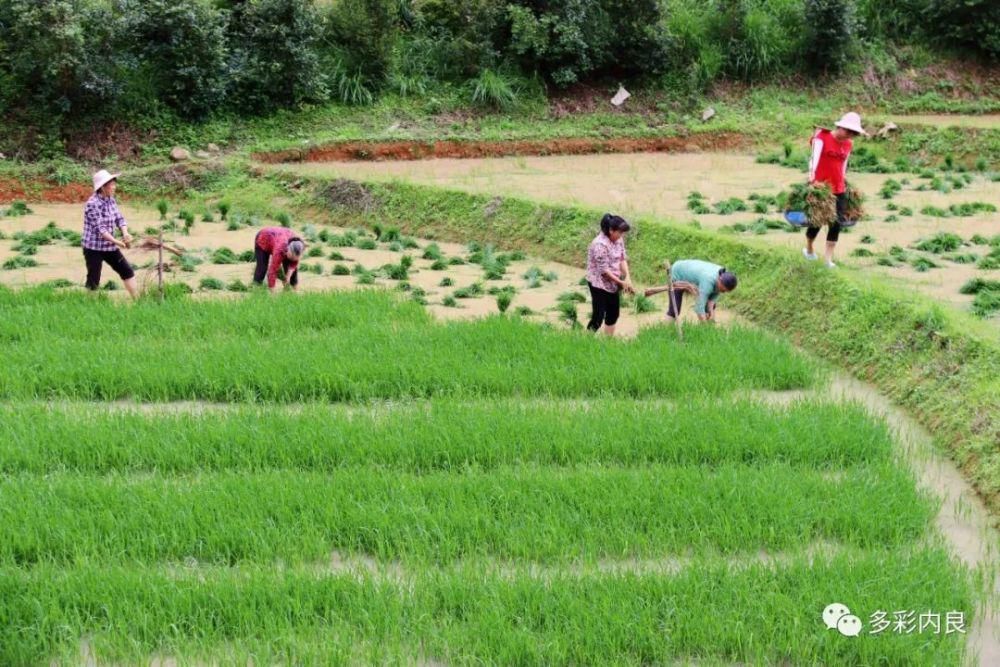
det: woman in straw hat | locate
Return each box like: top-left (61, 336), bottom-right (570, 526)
top-left (803, 111), bottom-right (866, 268)
top-left (82, 169), bottom-right (137, 297)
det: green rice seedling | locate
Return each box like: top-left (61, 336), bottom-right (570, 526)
top-left (227, 280), bottom-right (250, 292)
top-left (970, 234), bottom-right (990, 245)
top-left (178, 255), bottom-right (201, 273)
top-left (356, 271), bottom-right (376, 285)
top-left (959, 278), bottom-right (1000, 295)
top-left (410, 287), bottom-right (427, 305)
top-left (351, 263), bottom-right (366, 275)
top-left (483, 264), bottom-right (506, 280)
top-left (860, 235), bottom-right (875, 244)
top-left (919, 169), bottom-right (935, 178)
top-left (850, 248), bottom-right (875, 258)
top-left (439, 277), bottom-right (454, 287)
top-left (226, 220), bottom-right (241, 232)
top-left (430, 260), bottom-right (447, 271)
top-left (633, 294), bottom-right (656, 314)
top-left (382, 261), bottom-right (409, 281)
top-left (307, 246), bottom-right (324, 258)
top-left (40, 278), bottom-right (74, 289)
top-left (557, 299), bottom-right (579, 326)
top-left (526, 277), bottom-right (542, 289)
top-left (201, 212), bottom-right (214, 223)
top-left (750, 221), bottom-right (768, 235)
top-left (2, 256), bottom-right (38, 270)
top-left (382, 227), bottom-right (401, 243)
top-left (400, 237), bottom-right (419, 250)
top-left (372, 223), bottom-right (384, 241)
top-left (979, 255), bottom-right (1000, 270)
top-left (915, 233), bottom-right (963, 254)
top-left (275, 211), bottom-right (291, 226)
top-left (945, 253), bottom-right (978, 264)
top-left (557, 291), bottom-right (586, 304)
top-left (755, 152), bottom-right (781, 164)
top-left (155, 200), bottom-right (168, 220)
top-left (447, 257), bottom-right (465, 266)
top-left (357, 239), bottom-right (377, 250)
top-left (973, 290), bottom-right (1000, 317)
top-left (212, 248), bottom-right (239, 264)
top-left (217, 201), bottom-right (230, 220)
top-left (304, 263), bottom-right (324, 276)
top-left (199, 277), bottom-right (225, 291)
top-left (143, 226), bottom-right (160, 236)
top-left (889, 245), bottom-right (908, 259)
top-left (975, 158), bottom-right (988, 172)
top-left (422, 243), bottom-right (443, 261)
top-left (949, 202), bottom-right (997, 217)
top-left (911, 256), bottom-right (938, 272)
top-left (453, 283), bottom-right (485, 299)
top-left (101, 280), bottom-right (118, 291)
top-left (713, 198), bottom-right (747, 215)
top-left (495, 292), bottom-right (513, 313)
top-left (487, 285), bottom-right (516, 297)
top-left (332, 264), bottom-right (350, 276)
top-left (442, 295), bottom-right (459, 307)
top-left (886, 202), bottom-right (899, 211)
top-left (515, 305), bottom-right (533, 316)
top-left (522, 266), bottom-right (543, 281)
top-left (388, 241), bottom-right (403, 252)
top-left (301, 225), bottom-right (319, 243)
top-left (920, 206), bottom-right (949, 217)
top-left (900, 206), bottom-right (913, 216)
top-left (237, 251), bottom-right (255, 263)
top-left (884, 214), bottom-right (899, 223)
top-left (944, 154), bottom-right (955, 171)
top-left (328, 251), bottom-right (346, 261)
top-left (180, 210), bottom-right (196, 229)
top-left (879, 179), bottom-right (902, 199)
top-left (12, 242), bottom-right (37, 255)
top-left (396, 282), bottom-right (411, 292)
top-left (752, 200), bottom-right (769, 214)
top-left (318, 229), bottom-right (331, 243)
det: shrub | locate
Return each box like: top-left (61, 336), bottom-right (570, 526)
top-left (118, 0), bottom-right (228, 118)
top-left (227, 0), bottom-right (328, 112)
top-left (470, 69), bottom-right (518, 110)
top-left (924, 0), bottom-right (1000, 61)
top-left (804, 0), bottom-right (857, 74)
top-left (323, 0), bottom-right (399, 94)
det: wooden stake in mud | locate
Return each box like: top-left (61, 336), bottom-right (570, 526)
top-left (157, 227), bottom-right (164, 303)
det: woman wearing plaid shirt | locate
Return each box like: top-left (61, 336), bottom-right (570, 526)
top-left (82, 170), bottom-right (137, 297)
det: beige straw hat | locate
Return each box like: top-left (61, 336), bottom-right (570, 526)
top-left (834, 112), bottom-right (867, 136)
top-left (92, 169), bottom-right (120, 192)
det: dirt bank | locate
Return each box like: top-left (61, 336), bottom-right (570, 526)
top-left (253, 132), bottom-right (750, 163)
top-left (0, 178), bottom-right (91, 204)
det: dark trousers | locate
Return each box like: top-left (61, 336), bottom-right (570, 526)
top-left (806, 192), bottom-right (847, 243)
top-left (587, 283), bottom-right (620, 331)
top-left (665, 289), bottom-right (685, 318)
top-left (252, 244), bottom-right (298, 287)
top-left (83, 248), bottom-right (134, 290)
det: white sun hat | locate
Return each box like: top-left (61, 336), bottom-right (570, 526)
top-left (92, 169), bottom-right (120, 192)
top-left (834, 112), bottom-right (867, 136)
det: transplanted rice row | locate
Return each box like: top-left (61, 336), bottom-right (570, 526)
top-left (0, 304), bottom-right (818, 402)
top-left (0, 464), bottom-right (934, 566)
top-left (0, 400), bottom-right (894, 473)
top-left (0, 547), bottom-right (971, 666)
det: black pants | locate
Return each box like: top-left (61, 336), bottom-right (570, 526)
top-left (252, 243), bottom-right (298, 287)
top-left (587, 283), bottom-right (620, 331)
top-left (806, 193), bottom-right (847, 243)
top-left (83, 248), bottom-right (134, 290)
top-left (665, 288), bottom-right (685, 318)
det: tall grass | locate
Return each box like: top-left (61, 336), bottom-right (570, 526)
top-left (0, 548), bottom-right (971, 665)
top-left (0, 464), bottom-right (932, 566)
top-left (0, 400), bottom-right (893, 473)
top-left (0, 291), bottom-right (818, 401)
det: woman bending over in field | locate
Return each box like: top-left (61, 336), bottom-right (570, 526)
top-left (253, 226), bottom-right (305, 291)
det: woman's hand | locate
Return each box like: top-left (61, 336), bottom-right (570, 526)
top-left (621, 279), bottom-right (635, 295)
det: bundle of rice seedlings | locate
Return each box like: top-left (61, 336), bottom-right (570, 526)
top-left (136, 237), bottom-right (185, 257)
top-left (842, 183), bottom-right (866, 222)
top-left (784, 183), bottom-right (836, 227)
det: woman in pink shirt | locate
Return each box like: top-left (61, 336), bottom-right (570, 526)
top-left (585, 213), bottom-right (634, 335)
top-left (252, 227), bottom-right (305, 291)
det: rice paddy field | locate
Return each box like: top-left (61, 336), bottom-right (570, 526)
top-left (0, 286), bottom-right (990, 665)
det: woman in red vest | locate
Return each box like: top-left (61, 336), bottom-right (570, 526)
top-left (803, 112), bottom-right (866, 268)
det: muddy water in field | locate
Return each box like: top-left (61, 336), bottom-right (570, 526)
top-left (0, 203), bottom-right (702, 336)
top-left (279, 152), bottom-right (1000, 322)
